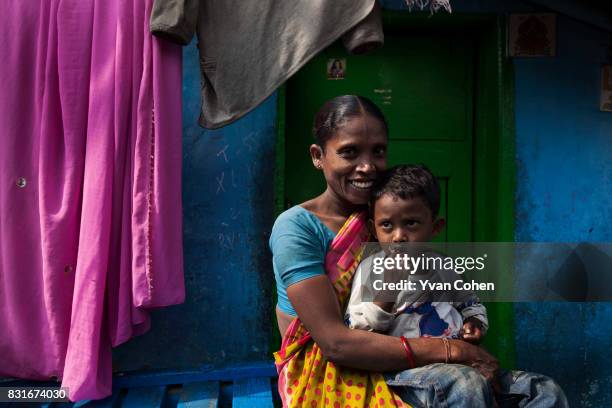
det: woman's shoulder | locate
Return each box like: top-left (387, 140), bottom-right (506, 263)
top-left (272, 205), bottom-right (320, 234)
top-left (270, 205), bottom-right (333, 246)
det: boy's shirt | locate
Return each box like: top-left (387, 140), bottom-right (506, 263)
top-left (344, 251), bottom-right (489, 339)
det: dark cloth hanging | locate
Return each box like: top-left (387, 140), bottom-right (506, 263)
top-left (150, 0), bottom-right (384, 128)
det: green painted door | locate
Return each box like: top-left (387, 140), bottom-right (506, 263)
top-left (279, 18), bottom-right (516, 369)
top-left (285, 33), bottom-right (475, 242)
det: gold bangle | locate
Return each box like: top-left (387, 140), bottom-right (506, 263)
top-left (442, 338), bottom-right (451, 364)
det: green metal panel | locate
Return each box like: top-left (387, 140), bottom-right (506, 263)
top-left (472, 16), bottom-right (516, 369)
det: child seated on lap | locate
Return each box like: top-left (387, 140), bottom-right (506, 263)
top-left (345, 164), bottom-right (568, 408)
top-left (345, 164), bottom-right (488, 344)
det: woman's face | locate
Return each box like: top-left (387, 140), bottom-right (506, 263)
top-left (311, 114), bottom-right (388, 205)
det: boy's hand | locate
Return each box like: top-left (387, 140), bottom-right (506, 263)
top-left (460, 317), bottom-right (484, 344)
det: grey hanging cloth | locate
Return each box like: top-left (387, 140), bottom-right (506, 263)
top-left (150, 0), bottom-right (383, 128)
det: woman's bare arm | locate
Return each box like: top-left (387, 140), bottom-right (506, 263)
top-left (287, 275), bottom-right (497, 373)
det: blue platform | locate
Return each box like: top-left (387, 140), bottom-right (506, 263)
top-left (0, 362), bottom-right (278, 408)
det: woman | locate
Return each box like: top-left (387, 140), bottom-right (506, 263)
top-left (270, 95), bottom-right (567, 407)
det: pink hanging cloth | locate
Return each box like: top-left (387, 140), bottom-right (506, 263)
top-left (0, 0), bottom-right (184, 401)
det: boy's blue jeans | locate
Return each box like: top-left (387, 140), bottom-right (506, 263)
top-left (385, 363), bottom-right (568, 408)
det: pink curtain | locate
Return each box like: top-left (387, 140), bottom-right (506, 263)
top-left (0, 0), bottom-right (184, 401)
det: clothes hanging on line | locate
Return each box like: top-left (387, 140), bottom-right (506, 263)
top-left (0, 0), bottom-right (184, 401)
top-left (150, 0), bottom-right (384, 128)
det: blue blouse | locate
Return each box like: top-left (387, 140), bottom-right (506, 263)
top-left (269, 206), bottom-right (336, 316)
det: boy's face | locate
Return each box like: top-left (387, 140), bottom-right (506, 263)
top-left (371, 193), bottom-right (445, 243)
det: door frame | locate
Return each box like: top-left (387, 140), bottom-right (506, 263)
top-left (272, 12), bottom-right (516, 368)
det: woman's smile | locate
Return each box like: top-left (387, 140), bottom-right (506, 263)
top-left (314, 114), bottom-right (388, 206)
top-left (348, 179), bottom-right (375, 190)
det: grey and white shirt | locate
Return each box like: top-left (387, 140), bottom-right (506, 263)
top-left (345, 251), bottom-right (488, 339)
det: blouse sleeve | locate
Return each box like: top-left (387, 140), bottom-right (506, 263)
top-left (270, 210), bottom-right (327, 288)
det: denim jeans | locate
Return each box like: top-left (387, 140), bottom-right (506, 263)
top-left (385, 363), bottom-right (568, 408)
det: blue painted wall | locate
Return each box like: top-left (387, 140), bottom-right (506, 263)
top-left (513, 13), bottom-right (612, 407)
top-left (114, 1), bottom-right (612, 406)
top-left (113, 41), bottom-right (277, 370)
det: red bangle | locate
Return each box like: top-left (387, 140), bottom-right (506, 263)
top-left (399, 336), bottom-right (416, 368)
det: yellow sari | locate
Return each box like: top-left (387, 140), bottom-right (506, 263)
top-left (274, 211), bottom-right (409, 408)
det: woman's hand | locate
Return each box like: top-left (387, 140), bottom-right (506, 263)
top-left (450, 340), bottom-right (500, 389)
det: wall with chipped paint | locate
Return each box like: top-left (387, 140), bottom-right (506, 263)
top-left (113, 1), bottom-right (611, 406)
top-left (112, 41), bottom-right (278, 370)
top-left (512, 13), bottom-right (612, 407)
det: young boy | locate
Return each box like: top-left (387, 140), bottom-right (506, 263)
top-left (344, 164), bottom-right (488, 343)
top-left (344, 165), bottom-right (570, 407)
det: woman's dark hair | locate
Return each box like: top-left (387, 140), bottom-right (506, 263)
top-left (312, 95), bottom-right (388, 148)
top-left (371, 164), bottom-right (441, 219)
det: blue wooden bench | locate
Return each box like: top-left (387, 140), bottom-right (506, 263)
top-left (0, 362), bottom-right (278, 408)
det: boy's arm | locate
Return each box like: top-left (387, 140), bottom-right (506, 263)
top-left (345, 302), bottom-right (395, 332)
top-left (446, 270), bottom-right (488, 342)
top-left (437, 261), bottom-right (489, 333)
top-left (344, 302), bottom-right (395, 332)
top-left (344, 261), bottom-right (395, 332)
top-left (373, 301), bottom-right (395, 312)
